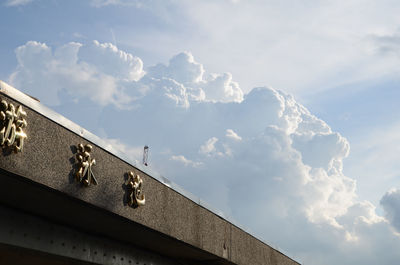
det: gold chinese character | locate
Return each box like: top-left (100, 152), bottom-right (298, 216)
top-left (126, 171), bottom-right (145, 207)
top-left (0, 100), bottom-right (27, 153)
top-left (76, 144), bottom-right (98, 186)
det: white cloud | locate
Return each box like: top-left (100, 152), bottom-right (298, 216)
top-left (202, 72), bottom-right (243, 102)
top-left (225, 129), bottom-right (241, 141)
top-left (170, 155), bottom-right (203, 168)
top-left (381, 189), bottom-right (400, 233)
top-left (102, 138), bottom-right (143, 163)
top-left (292, 132), bottom-right (349, 171)
top-left (80, 40), bottom-right (144, 82)
top-left (8, 40), bottom-right (400, 265)
top-left (5, 0), bottom-right (33, 6)
top-left (147, 51), bottom-right (243, 102)
top-left (9, 40), bottom-right (145, 108)
top-left (10, 41), bottom-right (242, 108)
top-left (148, 52), bottom-right (204, 84)
top-left (199, 137), bottom-right (221, 156)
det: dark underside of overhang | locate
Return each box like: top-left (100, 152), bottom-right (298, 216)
top-left (0, 168), bottom-right (232, 265)
top-left (0, 244), bottom-right (98, 265)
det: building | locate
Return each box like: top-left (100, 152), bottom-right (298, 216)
top-left (0, 80), bottom-right (300, 265)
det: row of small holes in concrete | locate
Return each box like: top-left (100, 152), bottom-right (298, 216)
top-left (8, 229), bottom-right (148, 265)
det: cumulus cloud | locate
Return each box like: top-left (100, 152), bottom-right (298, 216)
top-left (8, 40), bottom-right (400, 265)
top-left (148, 52), bottom-right (204, 84)
top-left (79, 40), bottom-right (144, 82)
top-left (201, 72), bottom-right (243, 102)
top-left (10, 41), bottom-right (242, 109)
top-left (381, 189), bottom-right (400, 232)
top-left (292, 132), bottom-right (350, 170)
top-left (147, 51), bottom-right (243, 102)
top-left (10, 40), bottom-right (144, 108)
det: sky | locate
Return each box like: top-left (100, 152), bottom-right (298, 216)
top-left (1, 0), bottom-right (400, 264)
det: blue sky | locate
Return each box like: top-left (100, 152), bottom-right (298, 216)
top-left (2, 1), bottom-right (400, 264)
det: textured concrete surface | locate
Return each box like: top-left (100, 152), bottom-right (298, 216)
top-left (0, 85), bottom-right (300, 265)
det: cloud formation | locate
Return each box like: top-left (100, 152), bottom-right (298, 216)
top-left (381, 189), bottom-right (400, 232)
top-left (8, 40), bottom-right (400, 265)
top-left (147, 52), bottom-right (243, 102)
top-left (10, 41), bottom-right (243, 109)
top-left (10, 41), bottom-right (144, 107)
